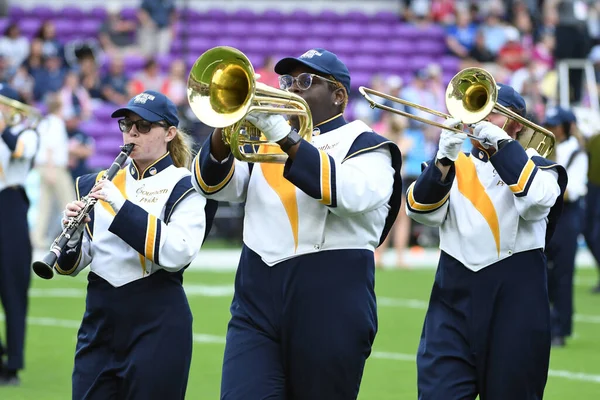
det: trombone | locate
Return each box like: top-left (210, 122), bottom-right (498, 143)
top-left (0, 93), bottom-right (43, 129)
top-left (187, 46), bottom-right (313, 164)
top-left (360, 67), bottom-right (555, 158)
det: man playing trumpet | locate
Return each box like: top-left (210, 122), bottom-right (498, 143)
top-left (406, 84), bottom-right (567, 399)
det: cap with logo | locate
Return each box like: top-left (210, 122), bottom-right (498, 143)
top-left (496, 83), bottom-right (526, 116)
top-left (543, 106), bottom-right (576, 126)
top-left (111, 90), bottom-right (179, 127)
top-left (274, 48), bottom-right (351, 95)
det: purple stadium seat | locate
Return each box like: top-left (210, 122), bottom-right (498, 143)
top-left (182, 9), bottom-right (203, 21)
top-left (417, 40), bottom-right (447, 55)
top-left (187, 37), bottom-right (215, 53)
top-left (374, 10), bottom-right (400, 24)
top-left (343, 11), bottom-right (370, 23)
top-left (170, 38), bottom-right (184, 55)
top-left (157, 54), bottom-right (177, 72)
top-left (393, 24), bottom-right (421, 40)
top-left (88, 154), bottom-right (116, 171)
top-left (53, 19), bottom-right (77, 37)
top-left (61, 6), bottom-right (85, 20)
top-left (93, 103), bottom-right (116, 120)
top-left (356, 39), bottom-right (387, 56)
top-left (308, 23), bottom-right (335, 39)
top-left (281, 22), bottom-right (306, 38)
top-left (388, 40), bottom-right (412, 55)
top-left (299, 37), bottom-right (329, 52)
top-left (252, 22), bottom-right (279, 38)
top-left (409, 56), bottom-right (433, 71)
top-left (271, 38), bottom-right (299, 53)
top-left (19, 18), bottom-right (42, 37)
top-left (380, 55), bottom-right (408, 74)
top-left (0, 19), bottom-right (8, 35)
top-left (351, 72), bottom-right (372, 89)
top-left (79, 20), bottom-right (102, 37)
top-left (243, 38), bottom-right (269, 53)
top-left (422, 25), bottom-right (447, 40)
top-left (30, 6), bottom-right (55, 19)
top-left (349, 55), bottom-right (379, 72)
top-left (231, 8), bottom-right (256, 21)
top-left (96, 137), bottom-right (124, 153)
top-left (80, 120), bottom-right (108, 139)
top-left (329, 38), bottom-right (356, 54)
top-left (223, 21), bottom-right (252, 37)
top-left (189, 21), bottom-right (221, 37)
top-left (90, 7), bottom-right (108, 20)
top-left (337, 23), bottom-right (364, 39)
top-left (289, 9), bottom-right (313, 22)
top-left (260, 9), bottom-right (285, 21)
top-left (123, 55), bottom-right (147, 72)
top-left (244, 52), bottom-right (265, 68)
top-left (8, 7), bottom-right (26, 19)
top-left (315, 10), bottom-right (343, 23)
top-left (205, 8), bottom-right (229, 21)
top-left (439, 56), bottom-right (460, 71)
top-left (365, 23), bottom-right (394, 37)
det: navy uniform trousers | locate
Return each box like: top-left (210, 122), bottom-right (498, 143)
top-left (546, 200), bottom-right (583, 338)
top-left (417, 250), bottom-right (550, 400)
top-left (0, 187), bottom-right (32, 372)
top-left (221, 245), bottom-right (377, 400)
top-left (72, 270), bottom-right (193, 400)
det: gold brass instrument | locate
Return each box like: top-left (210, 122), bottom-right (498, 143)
top-left (187, 46), bottom-right (313, 164)
top-left (0, 93), bottom-right (43, 129)
top-left (359, 67), bottom-right (555, 158)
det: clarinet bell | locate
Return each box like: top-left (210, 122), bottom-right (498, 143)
top-left (32, 253), bottom-right (58, 280)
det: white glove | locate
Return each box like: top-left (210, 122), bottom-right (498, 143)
top-left (472, 121), bottom-right (510, 149)
top-left (436, 118), bottom-right (467, 162)
top-left (244, 112), bottom-right (291, 142)
top-left (90, 180), bottom-right (126, 213)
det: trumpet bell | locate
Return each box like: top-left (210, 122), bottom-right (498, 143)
top-left (187, 46), bottom-right (254, 128)
top-left (446, 68), bottom-right (497, 124)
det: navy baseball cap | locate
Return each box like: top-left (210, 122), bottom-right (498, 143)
top-left (112, 90), bottom-right (179, 127)
top-left (543, 106), bottom-right (576, 126)
top-left (0, 83), bottom-right (21, 102)
top-left (496, 83), bottom-right (526, 116)
top-left (274, 48), bottom-right (351, 95)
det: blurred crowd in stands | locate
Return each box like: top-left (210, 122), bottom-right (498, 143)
top-left (1, 0), bottom-right (599, 255)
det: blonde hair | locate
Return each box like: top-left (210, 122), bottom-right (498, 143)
top-left (169, 128), bottom-right (194, 169)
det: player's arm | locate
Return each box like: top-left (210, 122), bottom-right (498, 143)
top-left (1, 127), bottom-right (38, 160)
top-left (191, 129), bottom-right (250, 203)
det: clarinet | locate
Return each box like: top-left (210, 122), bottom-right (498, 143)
top-left (32, 143), bottom-right (135, 280)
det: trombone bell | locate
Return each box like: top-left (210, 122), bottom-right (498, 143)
top-left (0, 93), bottom-right (42, 129)
top-left (187, 46), bottom-right (313, 163)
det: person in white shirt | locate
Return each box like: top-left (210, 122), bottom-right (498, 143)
top-left (406, 84), bottom-right (567, 399)
top-left (56, 90), bottom-right (217, 399)
top-left (542, 106), bottom-right (588, 348)
top-left (0, 84), bottom-right (39, 386)
top-left (192, 48), bottom-right (403, 399)
top-left (32, 94), bottom-right (75, 249)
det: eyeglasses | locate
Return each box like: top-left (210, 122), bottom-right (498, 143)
top-left (278, 73), bottom-right (338, 91)
top-left (118, 119), bottom-right (168, 134)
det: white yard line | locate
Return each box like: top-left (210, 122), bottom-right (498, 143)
top-left (1, 315), bottom-right (599, 384)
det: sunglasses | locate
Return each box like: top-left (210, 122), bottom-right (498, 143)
top-left (118, 119), bottom-right (168, 134)
top-left (278, 73), bottom-right (338, 91)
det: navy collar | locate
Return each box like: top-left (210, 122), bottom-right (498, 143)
top-left (129, 152), bottom-right (173, 180)
top-left (313, 114), bottom-right (347, 135)
top-left (471, 146), bottom-right (491, 163)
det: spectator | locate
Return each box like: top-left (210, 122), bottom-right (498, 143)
top-left (128, 58), bottom-right (165, 96)
top-left (101, 56), bottom-right (130, 105)
top-left (469, 29), bottom-right (497, 63)
top-left (445, 10), bottom-right (478, 58)
top-left (0, 23), bottom-right (29, 72)
top-left (32, 94), bottom-right (75, 250)
top-left (137, 0), bottom-right (176, 56)
top-left (33, 55), bottom-right (66, 102)
top-left (34, 21), bottom-right (62, 59)
top-left (479, 6), bottom-right (508, 56)
top-left (22, 38), bottom-right (45, 78)
top-left (99, 5), bottom-right (139, 57)
top-left (497, 26), bottom-right (528, 72)
top-left (161, 58), bottom-right (187, 107)
top-left (60, 70), bottom-right (92, 135)
top-left (79, 56), bottom-right (103, 102)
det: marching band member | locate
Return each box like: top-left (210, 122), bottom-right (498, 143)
top-left (0, 84), bottom-right (39, 386)
top-left (192, 49), bottom-right (403, 399)
top-left (586, 130), bottom-right (600, 293)
top-left (406, 84), bottom-right (567, 399)
top-left (56, 91), bottom-right (217, 399)
top-left (543, 107), bottom-right (588, 347)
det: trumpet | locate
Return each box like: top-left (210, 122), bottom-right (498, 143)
top-left (32, 143), bottom-right (135, 280)
top-left (360, 67), bottom-right (555, 158)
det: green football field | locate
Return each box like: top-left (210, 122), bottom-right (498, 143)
top-left (1, 264), bottom-right (599, 399)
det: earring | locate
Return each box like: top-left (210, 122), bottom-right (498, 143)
top-left (335, 102), bottom-right (339, 105)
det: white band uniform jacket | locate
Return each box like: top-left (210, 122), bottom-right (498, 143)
top-left (192, 115), bottom-right (403, 266)
top-left (0, 124), bottom-right (38, 192)
top-left (56, 153), bottom-right (216, 287)
top-left (407, 142), bottom-right (568, 271)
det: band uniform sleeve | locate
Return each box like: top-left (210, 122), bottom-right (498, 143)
top-left (55, 233), bottom-right (93, 276)
top-left (490, 140), bottom-right (562, 221)
top-left (283, 140), bottom-right (394, 215)
top-left (108, 192), bottom-right (207, 272)
top-left (405, 160), bottom-right (454, 227)
top-left (191, 133), bottom-right (250, 203)
top-left (1, 127), bottom-right (38, 160)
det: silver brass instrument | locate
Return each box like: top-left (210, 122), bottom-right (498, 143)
top-left (32, 143), bottom-right (135, 280)
top-left (359, 67), bottom-right (555, 158)
top-left (186, 46), bottom-right (313, 163)
top-left (0, 93), bottom-right (43, 129)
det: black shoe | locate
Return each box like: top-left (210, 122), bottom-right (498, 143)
top-left (0, 370), bottom-right (20, 386)
top-left (551, 336), bottom-right (566, 347)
